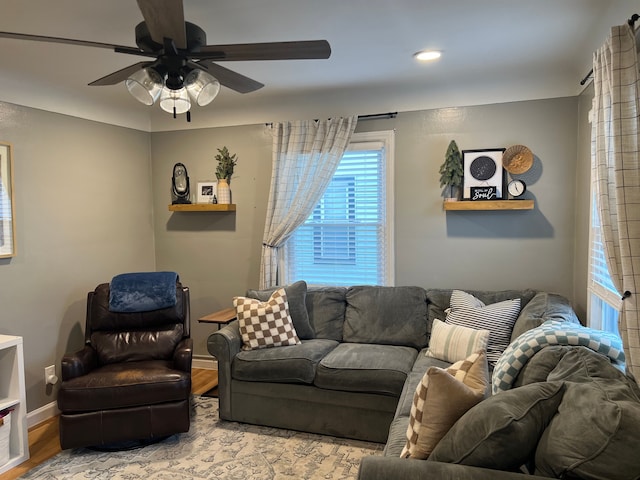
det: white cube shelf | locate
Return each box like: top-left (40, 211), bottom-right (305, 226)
top-left (0, 335), bottom-right (29, 473)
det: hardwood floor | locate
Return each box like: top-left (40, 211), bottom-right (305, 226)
top-left (0, 368), bottom-right (218, 480)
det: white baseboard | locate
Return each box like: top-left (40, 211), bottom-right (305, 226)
top-left (193, 355), bottom-right (217, 370)
top-left (27, 401), bottom-right (60, 429)
top-left (27, 356), bottom-right (217, 428)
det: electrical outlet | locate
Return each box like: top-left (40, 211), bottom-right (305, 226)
top-left (44, 365), bottom-right (56, 385)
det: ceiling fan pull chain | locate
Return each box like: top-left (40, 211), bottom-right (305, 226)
top-left (173, 106), bottom-right (177, 118)
top-left (187, 111), bottom-right (191, 122)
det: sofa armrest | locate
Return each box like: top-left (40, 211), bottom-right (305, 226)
top-left (61, 345), bottom-right (98, 381)
top-left (358, 457), bottom-right (547, 480)
top-left (207, 320), bottom-right (241, 420)
top-left (173, 337), bottom-right (193, 373)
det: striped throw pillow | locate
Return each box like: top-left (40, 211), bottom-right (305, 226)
top-left (446, 290), bottom-right (521, 365)
top-left (426, 319), bottom-right (490, 363)
top-left (234, 288), bottom-right (301, 351)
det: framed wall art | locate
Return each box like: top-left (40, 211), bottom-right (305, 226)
top-left (0, 142), bottom-right (15, 258)
top-left (196, 181), bottom-right (217, 203)
top-left (461, 148), bottom-right (506, 200)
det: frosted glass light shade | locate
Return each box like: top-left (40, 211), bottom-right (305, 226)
top-left (159, 87), bottom-right (191, 114)
top-left (185, 69), bottom-right (220, 106)
top-left (125, 68), bottom-right (163, 105)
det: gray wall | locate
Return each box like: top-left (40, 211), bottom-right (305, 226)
top-left (0, 94), bottom-right (584, 414)
top-left (152, 96), bottom-right (580, 359)
top-left (150, 125), bottom-right (272, 358)
top-left (0, 102), bottom-right (155, 412)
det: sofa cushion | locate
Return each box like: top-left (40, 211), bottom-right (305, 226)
top-left (314, 343), bottom-right (417, 396)
top-left (343, 286), bottom-right (428, 349)
top-left (394, 353), bottom-right (452, 420)
top-left (92, 324), bottom-right (184, 365)
top-left (429, 381), bottom-right (565, 471)
top-left (234, 288), bottom-right (301, 350)
top-left (306, 287), bottom-right (347, 341)
top-left (57, 360), bottom-right (191, 412)
top-left (426, 319), bottom-right (490, 363)
top-left (510, 292), bottom-right (580, 342)
top-left (401, 351), bottom-right (489, 459)
top-left (247, 280), bottom-right (315, 340)
top-left (445, 290), bottom-right (521, 365)
top-left (232, 339), bottom-right (339, 384)
top-left (534, 347), bottom-right (640, 479)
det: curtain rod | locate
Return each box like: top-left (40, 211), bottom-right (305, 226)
top-left (580, 13), bottom-right (639, 85)
top-left (265, 112), bottom-right (397, 127)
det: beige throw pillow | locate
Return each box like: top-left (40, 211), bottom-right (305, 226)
top-left (401, 350), bottom-right (489, 459)
top-left (234, 288), bottom-right (301, 351)
top-left (427, 319), bottom-right (490, 363)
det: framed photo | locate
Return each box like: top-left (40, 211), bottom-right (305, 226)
top-left (0, 142), bottom-right (15, 258)
top-left (196, 181), bottom-right (217, 204)
top-left (462, 148), bottom-right (506, 200)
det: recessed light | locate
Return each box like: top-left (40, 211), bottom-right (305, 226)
top-left (414, 50), bottom-right (442, 62)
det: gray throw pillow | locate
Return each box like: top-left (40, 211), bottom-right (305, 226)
top-left (429, 381), bottom-right (565, 471)
top-left (246, 280), bottom-right (315, 340)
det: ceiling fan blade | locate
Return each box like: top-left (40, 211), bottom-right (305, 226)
top-left (0, 31), bottom-right (140, 53)
top-left (195, 60), bottom-right (264, 93)
top-left (136, 0), bottom-right (187, 49)
top-left (195, 40), bottom-right (331, 61)
top-left (88, 61), bottom-right (154, 86)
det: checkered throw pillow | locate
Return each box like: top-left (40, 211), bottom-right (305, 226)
top-left (400, 350), bottom-right (489, 459)
top-left (234, 288), bottom-right (301, 351)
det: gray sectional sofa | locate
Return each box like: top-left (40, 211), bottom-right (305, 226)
top-left (208, 283), bottom-right (640, 478)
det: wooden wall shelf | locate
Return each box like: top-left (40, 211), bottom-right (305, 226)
top-left (443, 200), bottom-right (534, 211)
top-left (168, 204), bottom-right (236, 212)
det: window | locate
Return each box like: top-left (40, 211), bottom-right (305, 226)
top-left (588, 197), bottom-right (621, 336)
top-left (588, 113), bottom-right (621, 336)
top-left (285, 131), bottom-right (395, 286)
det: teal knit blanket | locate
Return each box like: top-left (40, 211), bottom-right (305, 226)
top-left (491, 320), bottom-right (625, 394)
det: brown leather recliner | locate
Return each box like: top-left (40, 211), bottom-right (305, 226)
top-left (57, 281), bottom-right (192, 449)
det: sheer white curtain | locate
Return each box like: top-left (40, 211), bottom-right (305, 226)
top-left (260, 116), bottom-right (358, 289)
top-left (592, 22), bottom-right (640, 378)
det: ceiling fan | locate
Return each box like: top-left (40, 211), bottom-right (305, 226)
top-left (0, 0), bottom-right (331, 120)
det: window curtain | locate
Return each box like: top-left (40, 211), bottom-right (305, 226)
top-left (592, 22), bottom-right (640, 378)
top-left (260, 116), bottom-right (358, 289)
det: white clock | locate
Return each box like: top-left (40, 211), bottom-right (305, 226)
top-left (507, 179), bottom-right (526, 198)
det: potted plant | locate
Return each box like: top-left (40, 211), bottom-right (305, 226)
top-left (439, 140), bottom-right (463, 200)
top-left (215, 146), bottom-right (237, 184)
top-left (214, 146), bottom-right (237, 204)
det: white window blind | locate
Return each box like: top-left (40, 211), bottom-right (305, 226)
top-left (588, 196), bottom-right (621, 335)
top-left (588, 107), bottom-right (620, 336)
top-left (285, 131), bottom-right (394, 286)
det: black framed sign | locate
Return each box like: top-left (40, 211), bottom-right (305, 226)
top-left (462, 148), bottom-right (506, 200)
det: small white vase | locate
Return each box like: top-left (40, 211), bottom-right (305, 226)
top-left (216, 178), bottom-right (231, 204)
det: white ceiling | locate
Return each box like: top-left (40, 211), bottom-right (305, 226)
top-left (0, 0), bottom-right (636, 132)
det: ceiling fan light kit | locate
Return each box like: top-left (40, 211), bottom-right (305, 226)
top-left (125, 67), bottom-right (163, 105)
top-left (0, 0), bottom-right (331, 121)
top-left (160, 86), bottom-right (191, 116)
top-left (184, 69), bottom-right (220, 106)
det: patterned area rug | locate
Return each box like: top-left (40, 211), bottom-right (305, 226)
top-left (21, 396), bottom-right (383, 479)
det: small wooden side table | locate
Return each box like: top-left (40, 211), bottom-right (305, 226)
top-left (198, 307), bottom-right (237, 329)
top-left (197, 307), bottom-right (237, 398)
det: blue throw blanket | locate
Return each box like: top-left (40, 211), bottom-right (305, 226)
top-left (109, 271), bottom-right (178, 313)
top-left (492, 320), bottom-right (625, 394)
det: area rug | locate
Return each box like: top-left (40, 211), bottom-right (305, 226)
top-left (20, 396), bottom-right (383, 479)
